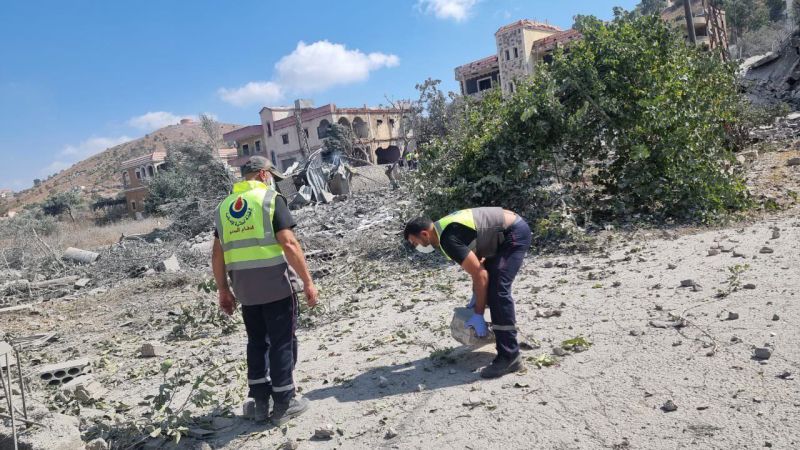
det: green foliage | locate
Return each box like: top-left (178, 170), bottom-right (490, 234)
top-left (562, 336), bottom-right (593, 350)
top-left (42, 191), bottom-right (82, 219)
top-left (145, 141), bottom-right (234, 236)
top-left (168, 297), bottom-right (241, 340)
top-left (528, 354), bottom-right (557, 368)
top-left (715, 263), bottom-right (750, 298)
top-left (633, 0), bottom-right (668, 16)
top-left (414, 14), bottom-right (751, 226)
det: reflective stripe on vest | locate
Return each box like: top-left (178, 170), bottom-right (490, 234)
top-left (433, 209), bottom-right (476, 260)
top-left (216, 180), bottom-right (286, 271)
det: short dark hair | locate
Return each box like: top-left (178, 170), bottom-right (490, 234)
top-left (404, 217), bottom-right (433, 240)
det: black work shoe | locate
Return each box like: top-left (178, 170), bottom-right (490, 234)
top-left (480, 354), bottom-right (523, 379)
top-left (254, 397), bottom-right (271, 421)
top-left (270, 396), bottom-right (310, 426)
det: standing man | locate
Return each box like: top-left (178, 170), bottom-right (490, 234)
top-left (212, 156), bottom-right (319, 425)
top-left (403, 207), bottom-right (532, 378)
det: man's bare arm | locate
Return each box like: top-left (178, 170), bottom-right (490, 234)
top-left (212, 238), bottom-right (235, 315)
top-left (461, 251), bottom-right (488, 314)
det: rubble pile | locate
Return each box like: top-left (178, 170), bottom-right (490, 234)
top-left (743, 31), bottom-right (800, 109)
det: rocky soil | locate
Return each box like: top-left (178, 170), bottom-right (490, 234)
top-left (1, 138), bottom-right (800, 449)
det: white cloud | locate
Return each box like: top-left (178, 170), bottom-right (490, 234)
top-left (275, 41), bottom-right (399, 92)
top-left (217, 40), bottom-right (399, 107)
top-left (417, 0), bottom-right (479, 22)
top-left (45, 135), bottom-right (132, 176)
top-left (61, 135), bottom-right (132, 158)
top-left (218, 82), bottom-right (283, 107)
top-left (127, 111), bottom-right (191, 131)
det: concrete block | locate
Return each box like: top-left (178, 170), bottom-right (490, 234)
top-left (60, 375), bottom-right (106, 403)
top-left (450, 307), bottom-right (495, 347)
top-left (35, 358), bottom-right (91, 386)
top-left (74, 278), bottom-right (91, 289)
top-left (140, 342), bottom-right (165, 358)
top-left (156, 255), bottom-right (181, 273)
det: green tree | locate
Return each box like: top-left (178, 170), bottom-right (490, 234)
top-left (765, 0), bottom-right (786, 21)
top-left (634, 0), bottom-right (668, 16)
top-left (42, 191), bottom-right (82, 221)
top-left (414, 13), bottom-right (751, 224)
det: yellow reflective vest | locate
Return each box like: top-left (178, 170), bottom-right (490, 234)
top-left (215, 180), bottom-right (286, 271)
top-left (433, 207), bottom-right (506, 261)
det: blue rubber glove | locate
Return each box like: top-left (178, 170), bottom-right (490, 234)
top-left (465, 313), bottom-right (488, 338)
top-left (466, 294), bottom-right (476, 309)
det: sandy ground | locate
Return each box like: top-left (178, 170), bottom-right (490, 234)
top-left (2, 141), bottom-right (799, 449)
top-left (3, 204), bottom-right (799, 449)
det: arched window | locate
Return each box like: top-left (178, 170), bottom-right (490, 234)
top-left (352, 117), bottom-right (369, 139)
top-left (317, 119), bottom-right (331, 139)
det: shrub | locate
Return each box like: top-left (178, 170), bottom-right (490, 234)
top-left (414, 13), bottom-right (752, 225)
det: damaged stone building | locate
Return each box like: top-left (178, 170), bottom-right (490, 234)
top-left (456, 8), bottom-right (729, 97)
top-left (455, 20), bottom-right (582, 97)
top-left (224, 100), bottom-right (408, 172)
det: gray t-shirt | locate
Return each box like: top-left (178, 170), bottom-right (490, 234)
top-left (215, 195), bottom-right (298, 305)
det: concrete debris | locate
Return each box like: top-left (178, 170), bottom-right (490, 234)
top-left (73, 278), bottom-right (91, 289)
top-left (36, 358), bottom-right (91, 386)
top-left (85, 438), bottom-right (109, 450)
top-left (156, 254), bottom-right (181, 273)
top-left (535, 308), bottom-right (562, 318)
top-left (139, 342), bottom-right (165, 357)
top-left (680, 279), bottom-right (696, 287)
top-left (759, 246), bottom-right (774, 254)
top-left (313, 424), bottom-right (336, 440)
top-left (62, 247), bottom-right (101, 264)
top-left (742, 283), bottom-right (756, 290)
top-left (661, 399), bottom-right (678, 412)
top-left (787, 157), bottom-right (800, 167)
top-left (1, 413), bottom-right (83, 450)
top-left (753, 347), bottom-right (773, 360)
top-left (726, 311), bottom-right (740, 321)
top-left (450, 307), bottom-right (495, 346)
top-left (771, 228), bottom-right (781, 239)
top-left (384, 428), bottom-right (399, 439)
top-left (278, 440), bottom-right (299, 450)
top-left (60, 375), bottom-right (106, 403)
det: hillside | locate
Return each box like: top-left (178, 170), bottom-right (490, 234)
top-left (7, 120), bottom-right (242, 208)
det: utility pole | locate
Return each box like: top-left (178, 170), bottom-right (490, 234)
top-left (684, 0), bottom-right (697, 44)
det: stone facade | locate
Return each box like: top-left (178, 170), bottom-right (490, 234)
top-left (256, 101), bottom-right (407, 170)
top-left (120, 152), bottom-right (166, 217)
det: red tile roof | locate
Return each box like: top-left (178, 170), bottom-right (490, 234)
top-left (121, 152), bottom-right (167, 170)
top-left (496, 19), bottom-right (562, 35)
top-left (532, 29), bottom-right (583, 52)
top-left (455, 55), bottom-right (499, 78)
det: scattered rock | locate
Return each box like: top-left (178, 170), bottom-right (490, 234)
top-left (661, 400), bottom-right (678, 412)
top-left (193, 443), bottom-right (213, 450)
top-left (278, 440), bottom-right (299, 450)
top-left (535, 308), bottom-right (562, 319)
top-left (378, 376), bottom-right (388, 388)
top-left (680, 279), bottom-right (696, 287)
top-left (519, 341), bottom-right (541, 350)
top-left (759, 247), bottom-right (774, 254)
top-left (787, 157), bottom-right (800, 166)
top-left (543, 261), bottom-right (554, 268)
top-left (74, 278), bottom-right (91, 289)
top-left (86, 438), bottom-right (109, 450)
top-left (732, 250), bottom-right (746, 258)
top-left (187, 428), bottom-right (214, 439)
top-left (742, 283), bottom-right (756, 290)
top-left (60, 375), bottom-right (106, 403)
top-left (707, 249), bottom-right (720, 256)
top-left (629, 330), bottom-right (643, 337)
top-left (771, 229), bottom-right (780, 239)
top-left (726, 311), bottom-right (740, 321)
top-left (667, 263), bottom-right (677, 270)
top-left (313, 424), bottom-right (336, 440)
top-left (140, 342), bottom-right (165, 358)
top-left (777, 371), bottom-right (794, 380)
top-left (463, 396), bottom-right (484, 407)
top-left (552, 347), bottom-right (567, 357)
top-left (753, 347), bottom-right (772, 360)
top-left (672, 340), bottom-right (683, 347)
top-left (384, 428), bottom-right (399, 439)
top-left (156, 254), bottom-right (181, 273)
top-left (772, 314), bottom-right (780, 321)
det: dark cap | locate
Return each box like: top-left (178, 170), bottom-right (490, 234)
top-left (241, 156), bottom-right (284, 180)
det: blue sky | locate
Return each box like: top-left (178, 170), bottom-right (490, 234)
top-left (0, 0), bottom-right (637, 192)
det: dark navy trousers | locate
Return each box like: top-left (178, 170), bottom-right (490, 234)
top-left (241, 295), bottom-right (298, 403)
top-left (484, 217), bottom-right (532, 359)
